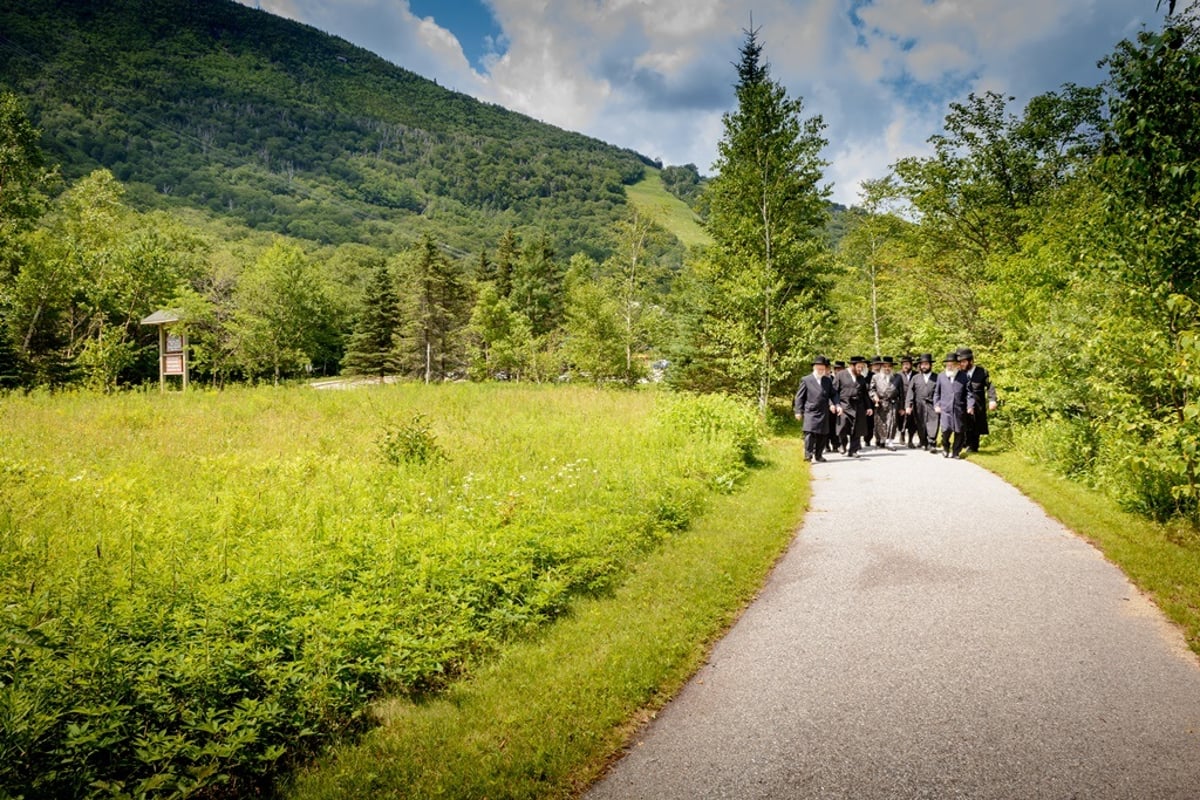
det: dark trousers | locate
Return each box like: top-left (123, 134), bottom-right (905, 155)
top-left (963, 412), bottom-right (982, 451)
top-left (914, 404), bottom-right (937, 448)
top-left (836, 413), bottom-right (860, 454)
top-left (804, 432), bottom-right (828, 460)
top-left (941, 430), bottom-right (963, 456)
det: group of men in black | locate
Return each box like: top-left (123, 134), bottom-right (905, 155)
top-left (793, 350), bottom-right (998, 463)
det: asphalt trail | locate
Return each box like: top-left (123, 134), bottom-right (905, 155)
top-left (585, 446), bottom-right (1200, 799)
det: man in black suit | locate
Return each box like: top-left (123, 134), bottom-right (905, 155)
top-left (957, 348), bottom-right (997, 453)
top-left (906, 353), bottom-right (940, 452)
top-left (934, 351), bottom-right (975, 459)
top-left (830, 360), bottom-right (848, 452)
top-left (834, 355), bottom-right (870, 457)
top-left (794, 355), bottom-right (843, 463)
top-left (897, 354), bottom-right (917, 447)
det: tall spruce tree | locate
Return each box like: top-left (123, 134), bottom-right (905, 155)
top-left (493, 228), bottom-right (520, 298)
top-left (341, 260), bottom-right (402, 380)
top-left (399, 234), bottom-right (468, 382)
top-left (510, 232), bottom-right (564, 337)
top-left (679, 26), bottom-right (831, 415)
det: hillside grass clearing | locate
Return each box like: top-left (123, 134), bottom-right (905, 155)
top-left (625, 170), bottom-right (711, 249)
top-left (285, 435), bottom-right (808, 799)
top-left (974, 450), bottom-right (1200, 657)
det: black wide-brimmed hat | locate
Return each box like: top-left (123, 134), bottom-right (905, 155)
top-left (833, 360), bottom-right (846, 368)
top-left (958, 348), bottom-right (974, 361)
top-left (900, 354), bottom-right (913, 364)
top-left (870, 354), bottom-right (884, 365)
top-left (849, 355), bottom-right (866, 364)
top-left (917, 353), bottom-right (933, 364)
top-left (812, 355), bottom-right (831, 366)
top-left (882, 356), bottom-right (894, 365)
top-left (944, 352), bottom-right (959, 363)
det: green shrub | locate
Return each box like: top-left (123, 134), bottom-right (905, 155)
top-left (377, 413), bottom-right (445, 465)
top-left (1010, 415), bottom-right (1098, 481)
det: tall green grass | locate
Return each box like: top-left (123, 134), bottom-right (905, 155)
top-left (286, 436), bottom-right (808, 799)
top-left (0, 384), bottom-right (761, 799)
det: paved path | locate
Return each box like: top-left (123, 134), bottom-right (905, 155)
top-left (586, 446), bottom-right (1200, 799)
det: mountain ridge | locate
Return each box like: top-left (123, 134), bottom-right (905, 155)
top-left (0, 0), bottom-right (665, 258)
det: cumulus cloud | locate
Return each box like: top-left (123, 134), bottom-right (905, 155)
top-left (241, 0), bottom-right (1161, 205)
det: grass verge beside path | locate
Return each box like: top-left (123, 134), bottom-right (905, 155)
top-left (974, 450), bottom-right (1200, 657)
top-left (285, 437), bottom-right (808, 800)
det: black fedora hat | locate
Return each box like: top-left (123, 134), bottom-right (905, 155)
top-left (958, 348), bottom-right (974, 361)
top-left (882, 355), bottom-right (894, 365)
top-left (833, 360), bottom-right (846, 368)
top-left (917, 353), bottom-right (933, 364)
top-left (849, 355), bottom-right (866, 364)
top-left (900, 354), bottom-right (913, 364)
top-left (870, 354), bottom-right (884, 364)
top-left (812, 355), bottom-right (831, 366)
top-left (944, 351), bottom-right (959, 363)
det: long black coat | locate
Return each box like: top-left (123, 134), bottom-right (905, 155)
top-left (794, 373), bottom-right (840, 434)
top-left (932, 370), bottom-right (974, 433)
top-left (964, 365), bottom-right (997, 435)
top-left (834, 368), bottom-right (870, 437)
top-left (907, 370), bottom-right (938, 409)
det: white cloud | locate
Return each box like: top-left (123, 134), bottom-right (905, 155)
top-left (240, 0), bottom-right (1161, 206)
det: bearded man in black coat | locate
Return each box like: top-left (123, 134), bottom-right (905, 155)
top-left (957, 348), bottom-right (998, 453)
top-left (794, 356), bottom-right (843, 463)
top-left (906, 353), bottom-right (940, 451)
top-left (834, 355), bottom-right (870, 457)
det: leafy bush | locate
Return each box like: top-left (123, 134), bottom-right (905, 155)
top-left (378, 414), bottom-right (445, 465)
top-left (1010, 415), bottom-right (1098, 482)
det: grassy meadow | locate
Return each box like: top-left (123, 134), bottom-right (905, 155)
top-left (625, 171), bottom-right (712, 249)
top-left (0, 383), bottom-right (769, 799)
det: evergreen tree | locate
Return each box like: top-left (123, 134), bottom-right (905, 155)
top-left (493, 228), bottom-right (520, 298)
top-left (474, 247), bottom-right (494, 284)
top-left (510, 232), bottom-right (565, 337)
top-left (399, 234), bottom-right (468, 382)
top-left (673, 26), bottom-right (830, 414)
top-left (341, 260), bottom-right (402, 380)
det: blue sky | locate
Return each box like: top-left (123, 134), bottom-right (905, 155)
top-left (240, 0), bottom-right (1165, 205)
top-left (407, 0), bottom-right (504, 70)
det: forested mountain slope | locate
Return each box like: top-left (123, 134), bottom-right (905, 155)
top-left (0, 0), bottom-right (656, 257)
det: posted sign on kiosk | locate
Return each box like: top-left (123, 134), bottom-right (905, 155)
top-left (140, 309), bottom-right (189, 391)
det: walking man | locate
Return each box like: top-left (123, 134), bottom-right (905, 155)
top-left (794, 356), bottom-right (843, 463)
top-left (863, 356), bottom-right (883, 448)
top-left (869, 356), bottom-right (904, 451)
top-left (898, 355), bottom-right (917, 447)
top-left (834, 355), bottom-right (870, 457)
top-left (957, 348), bottom-right (997, 453)
top-left (831, 360), bottom-right (848, 452)
top-left (907, 353), bottom-right (940, 452)
top-left (933, 351), bottom-right (974, 459)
